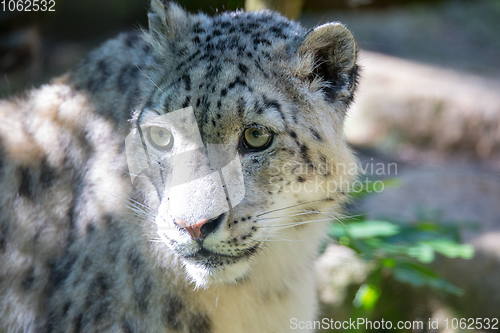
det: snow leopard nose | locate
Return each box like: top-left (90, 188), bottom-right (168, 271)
top-left (174, 214), bottom-right (225, 240)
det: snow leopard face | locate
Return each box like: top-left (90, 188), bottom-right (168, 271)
top-left (127, 1), bottom-right (359, 286)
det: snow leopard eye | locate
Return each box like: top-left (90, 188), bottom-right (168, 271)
top-left (147, 126), bottom-right (173, 150)
top-left (242, 126), bottom-right (273, 151)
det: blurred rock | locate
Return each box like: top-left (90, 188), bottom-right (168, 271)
top-left (434, 232), bottom-right (500, 319)
top-left (360, 167), bottom-right (500, 239)
top-left (316, 243), bottom-right (370, 307)
top-left (345, 50), bottom-right (500, 160)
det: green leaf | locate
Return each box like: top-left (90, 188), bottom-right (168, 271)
top-left (382, 258), bottom-right (396, 267)
top-left (424, 239), bottom-right (474, 259)
top-left (353, 284), bottom-right (381, 310)
top-left (393, 263), bottom-right (463, 296)
top-left (406, 243), bottom-right (435, 263)
top-left (332, 220), bottom-right (401, 239)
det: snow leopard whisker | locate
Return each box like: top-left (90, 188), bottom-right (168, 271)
top-left (255, 199), bottom-right (337, 218)
top-left (256, 205), bottom-right (344, 221)
top-left (256, 237), bottom-right (308, 245)
top-left (134, 62), bottom-right (165, 95)
top-left (92, 189), bottom-right (156, 222)
top-left (260, 218), bottom-right (337, 231)
top-left (256, 212), bottom-right (333, 228)
top-left (256, 210), bottom-right (319, 220)
top-left (255, 232), bottom-right (309, 244)
top-left (256, 207), bottom-right (344, 222)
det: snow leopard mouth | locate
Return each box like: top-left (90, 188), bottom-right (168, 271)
top-left (183, 245), bottom-right (259, 268)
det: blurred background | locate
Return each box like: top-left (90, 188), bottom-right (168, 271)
top-left (1, 0), bottom-right (499, 331)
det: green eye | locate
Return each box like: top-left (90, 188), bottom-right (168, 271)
top-left (147, 126), bottom-right (173, 150)
top-left (243, 126), bottom-right (272, 150)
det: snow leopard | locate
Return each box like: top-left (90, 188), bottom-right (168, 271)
top-left (0, 1), bottom-right (358, 332)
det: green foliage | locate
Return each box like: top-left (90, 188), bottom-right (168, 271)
top-left (330, 178), bottom-right (474, 313)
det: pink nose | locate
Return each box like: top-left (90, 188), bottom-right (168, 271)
top-left (174, 218), bottom-right (210, 240)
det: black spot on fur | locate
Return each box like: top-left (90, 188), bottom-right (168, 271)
top-left (192, 36), bottom-right (201, 43)
top-left (289, 131), bottom-right (297, 139)
top-left (270, 25), bottom-right (288, 39)
top-left (163, 96), bottom-right (171, 113)
top-left (88, 274), bottom-right (110, 299)
top-left (88, 59), bottom-right (111, 93)
top-left (123, 319), bottom-right (135, 333)
top-left (182, 74), bottom-right (191, 91)
top-left (254, 60), bottom-right (269, 78)
top-left (86, 223), bottom-right (95, 236)
top-left (262, 51), bottom-right (272, 61)
top-left (40, 158), bottom-right (56, 188)
top-left (182, 96), bottom-right (191, 108)
top-left (310, 128), bottom-right (323, 141)
top-left (21, 267), bottom-right (36, 291)
top-left (127, 249), bottom-right (143, 276)
top-left (73, 313), bottom-right (84, 333)
top-left (18, 167), bottom-right (34, 197)
top-left (106, 216), bottom-right (124, 263)
top-left (43, 310), bottom-right (57, 333)
top-left (0, 220), bottom-right (7, 252)
top-left (221, 88), bottom-right (227, 97)
top-left (124, 32), bottom-right (140, 48)
top-left (300, 144), bottom-right (313, 165)
top-left (0, 139), bottom-right (4, 171)
top-left (86, 273), bottom-right (112, 323)
top-left (264, 99), bottom-right (281, 112)
top-left (187, 49), bottom-right (201, 62)
top-left (228, 76), bottom-right (247, 90)
top-left (238, 63), bottom-right (248, 75)
top-left (189, 314), bottom-right (212, 333)
top-left (253, 37), bottom-right (271, 49)
top-left (47, 253), bottom-right (77, 295)
top-left (297, 176), bottom-right (305, 183)
top-left (162, 294), bottom-right (184, 331)
top-left (118, 65), bottom-right (140, 93)
top-left (193, 23), bottom-right (205, 34)
top-left (82, 256), bottom-right (92, 271)
top-left (206, 63), bottom-right (222, 79)
top-left (62, 301), bottom-right (72, 316)
top-left (135, 276), bottom-right (153, 313)
top-left (256, 104), bottom-right (264, 115)
top-left (237, 98), bottom-right (245, 116)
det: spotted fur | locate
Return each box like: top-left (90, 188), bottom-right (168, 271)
top-left (0, 1), bottom-right (358, 332)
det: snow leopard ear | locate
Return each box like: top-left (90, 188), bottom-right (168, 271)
top-left (148, 0), bottom-right (188, 40)
top-left (298, 23), bottom-right (358, 104)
